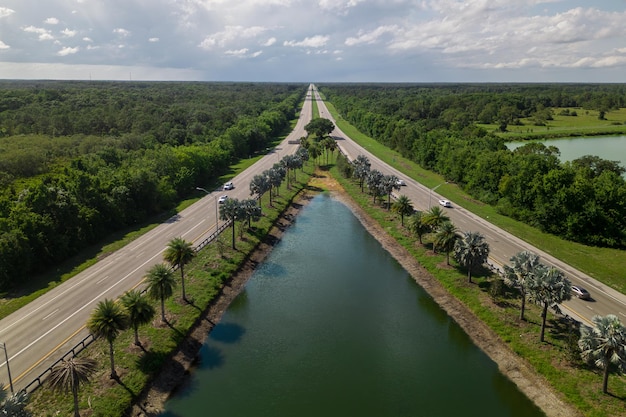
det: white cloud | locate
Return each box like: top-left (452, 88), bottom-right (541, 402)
top-left (113, 28), bottom-right (131, 37)
top-left (345, 25), bottom-right (398, 46)
top-left (57, 46), bottom-right (79, 56)
top-left (0, 7), bottom-right (14, 18)
top-left (0, 41), bottom-right (10, 50)
top-left (263, 37), bottom-right (277, 47)
top-left (284, 35), bottom-right (330, 48)
top-left (199, 26), bottom-right (270, 50)
top-left (61, 28), bottom-right (77, 37)
top-left (1, 0), bottom-right (625, 82)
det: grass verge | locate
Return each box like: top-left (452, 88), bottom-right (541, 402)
top-left (25, 165), bottom-right (314, 416)
top-left (327, 159), bottom-right (626, 417)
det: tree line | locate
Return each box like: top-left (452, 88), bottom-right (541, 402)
top-left (339, 151), bottom-right (626, 400)
top-left (321, 84), bottom-right (626, 248)
top-left (0, 82), bottom-right (307, 290)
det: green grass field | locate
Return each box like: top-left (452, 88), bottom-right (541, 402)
top-left (478, 107), bottom-right (626, 139)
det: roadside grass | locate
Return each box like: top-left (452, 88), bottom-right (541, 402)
top-left (478, 107), bottom-right (626, 139)
top-left (323, 101), bottom-right (626, 293)
top-left (26, 164), bottom-right (314, 417)
top-left (328, 159), bottom-right (626, 417)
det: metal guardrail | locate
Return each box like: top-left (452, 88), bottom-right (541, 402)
top-left (21, 217), bottom-right (235, 394)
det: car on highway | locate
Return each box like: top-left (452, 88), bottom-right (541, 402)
top-left (396, 179), bottom-right (406, 186)
top-left (439, 199), bottom-right (452, 208)
top-left (218, 195), bottom-right (228, 204)
top-left (571, 285), bottom-right (591, 300)
top-left (223, 182), bottom-right (234, 190)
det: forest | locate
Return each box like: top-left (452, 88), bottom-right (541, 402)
top-left (1, 81), bottom-right (626, 292)
top-left (319, 83), bottom-right (626, 249)
top-left (0, 81), bottom-right (306, 290)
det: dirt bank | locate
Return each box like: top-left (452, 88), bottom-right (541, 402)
top-left (129, 172), bottom-right (580, 417)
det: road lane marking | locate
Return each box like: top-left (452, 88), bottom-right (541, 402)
top-left (42, 310), bottom-right (58, 321)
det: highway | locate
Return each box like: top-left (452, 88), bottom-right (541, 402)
top-left (312, 85), bottom-right (626, 328)
top-left (0, 85), bottom-right (314, 393)
top-left (1, 82), bottom-right (624, 394)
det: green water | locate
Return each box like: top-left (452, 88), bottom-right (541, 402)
top-left (507, 135), bottom-right (626, 166)
top-left (161, 194), bottom-right (545, 417)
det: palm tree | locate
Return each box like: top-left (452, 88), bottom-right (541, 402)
top-left (145, 263), bottom-right (177, 323)
top-left (503, 251), bottom-right (541, 321)
top-left (220, 198), bottom-right (244, 249)
top-left (434, 221), bottom-right (458, 265)
top-left (381, 175), bottom-right (400, 210)
top-left (48, 357), bottom-right (98, 417)
top-left (528, 266), bottom-right (572, 342)
top-left (579, 314), bottom-right (626, 394)
top-left (407, 211), bottom-right (430, 244)
top-left (87, 298), bottom-right (128, 379)
top-left (120, 289), bottom-right (156, 346)
top-left (163, 237), bottom-right (195, 302)
top-left (0, 386), bottom-right (30, 417)
top-left (424, 206), bottom-right (450, 231)
top-left (453, 231), bottom-right (490, 283)
top-left (391, 195), bottom-right (414, 226)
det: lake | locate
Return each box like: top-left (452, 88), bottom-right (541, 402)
top-left (507, 135), bottom-right (626, 167)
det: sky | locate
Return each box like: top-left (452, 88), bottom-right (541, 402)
top-left (0, 0), bottom-right (625, 83)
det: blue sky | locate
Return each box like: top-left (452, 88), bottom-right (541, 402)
top-left (0, 0), bottom-right (625, 82)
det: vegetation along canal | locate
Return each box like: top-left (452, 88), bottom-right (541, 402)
top-left (161, 194), bottom-right (544, 417)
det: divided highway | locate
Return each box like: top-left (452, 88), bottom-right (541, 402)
top-left (0, 85), bottom-right (315, 393)
top-left (2, 83), bottom-right (624, 395)
top-left (312, 86), bottom-right (626, 328)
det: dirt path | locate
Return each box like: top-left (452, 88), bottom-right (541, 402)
top-left (129, 172), bottom-right (580, 417)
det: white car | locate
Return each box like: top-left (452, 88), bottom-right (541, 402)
top-left (218, 195), bottom-right (229, 204)
top-left (439, 199), bottom-right (452, 208)
top-left (571, 285), bottom-right (591, 300)
top-left (223, 182), bottom-right (234, 190)
top-left (396, 179), bottom-right (406, 186)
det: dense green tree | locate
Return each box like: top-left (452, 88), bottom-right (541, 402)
top-left (304, 117), bottom-right (335, 139)
top-left (86, 298), bottom-right (128, 378)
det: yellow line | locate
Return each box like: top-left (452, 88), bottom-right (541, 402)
top-left (13, 326), bottom-right (88, 385)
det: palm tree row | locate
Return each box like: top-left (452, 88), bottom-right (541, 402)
top-left (341, 153), bottom-right (624, 399)
top-left (45, 237), bottom-right (193, 416)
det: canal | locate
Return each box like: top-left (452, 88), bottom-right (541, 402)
top-left (161, 194), bottom-right (545, 417)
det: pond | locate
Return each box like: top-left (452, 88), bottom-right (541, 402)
top-left (161, 194), bottom-right (545, 417)
top-left (507, 135), bottom-right (626, 167)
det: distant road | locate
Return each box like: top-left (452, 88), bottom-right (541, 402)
top-left (0, 84), bottom-right (314, 393)
top-left (312, 85), bottom-right (626, 327)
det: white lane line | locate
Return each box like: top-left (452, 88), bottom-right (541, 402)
top-left (42, 310), bottom-right (58, 321)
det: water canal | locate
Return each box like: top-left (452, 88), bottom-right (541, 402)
top-left (161, 194), bottom-right (545, 417)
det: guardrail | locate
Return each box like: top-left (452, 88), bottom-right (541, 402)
top-left (21, 217), bottom-right (235, 394)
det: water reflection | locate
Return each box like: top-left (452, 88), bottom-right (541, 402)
top-left (163, 194), bottom-right (545, 417)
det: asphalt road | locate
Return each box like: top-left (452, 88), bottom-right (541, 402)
top-left (0, 85), bottom-right (314, 393)
top-left (313, 86), bottom-right (626, 328)
top-left (2, 83), bottom-right (623, 394)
